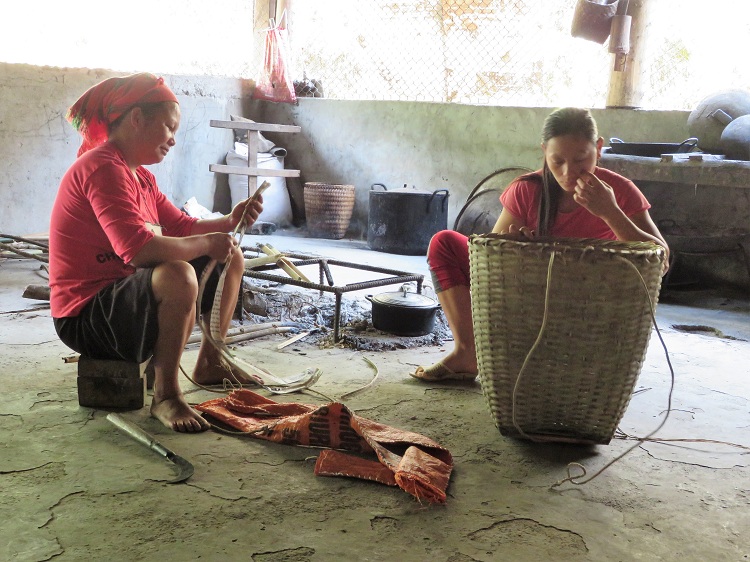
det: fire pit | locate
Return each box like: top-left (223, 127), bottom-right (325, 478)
top-left (241, 245), bottom-right (425, 341)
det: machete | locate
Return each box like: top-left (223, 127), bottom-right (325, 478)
top-left (107, 413), bottom-right (194, 484)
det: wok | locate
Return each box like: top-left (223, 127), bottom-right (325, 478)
top-left (607, 137), bottom-right (699, 157)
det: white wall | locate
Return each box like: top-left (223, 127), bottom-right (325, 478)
top-left (0, 62), bottom-right (692, 239)
top-left (0, 63), bottom-right (252, 235)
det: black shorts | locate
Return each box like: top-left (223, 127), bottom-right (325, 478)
top-left (54, 256), bottom-right (222, 363)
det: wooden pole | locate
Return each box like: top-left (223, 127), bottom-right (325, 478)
top-left (606, 0), bottom-right (651, 109)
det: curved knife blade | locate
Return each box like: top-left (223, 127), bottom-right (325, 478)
top-left (107, 413), bottom-right (194, 484)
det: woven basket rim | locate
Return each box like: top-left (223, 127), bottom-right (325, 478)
top-left (304, 182), bottom-right (355, 189)
top-left (469, 233), bottom-right (664, 257)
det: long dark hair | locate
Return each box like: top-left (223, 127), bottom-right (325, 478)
top-left (537, 108), bottom-right (599, 236)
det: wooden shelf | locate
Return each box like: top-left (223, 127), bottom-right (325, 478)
top-left (209, 164), bottom-right (300, 178)
top-left (210, 120), bottom-right (301, 134)
top-left (210, 120), bottom-right (301, 200)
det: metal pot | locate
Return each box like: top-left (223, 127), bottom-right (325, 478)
top-left (365, 288), bottom-right (440, 337)
top-left (687, 89), bottom-right (750, 153)
top-left (367, 184), bottom-right (449, 255)
top-left (720, 114), bottom-right (750, 160)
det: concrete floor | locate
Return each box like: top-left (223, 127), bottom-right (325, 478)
top-left (1, 233), bottom-right (749, 562)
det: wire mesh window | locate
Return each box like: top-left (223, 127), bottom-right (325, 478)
top-left (641, 1), bottom-right (750, 110)
top-left (279, 0), bottom-right (750, 110)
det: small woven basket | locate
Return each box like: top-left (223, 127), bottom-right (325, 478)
top-left (304, 182), bottom-right (355, 239)
top-left (469, 234), bottom-right (666, 444)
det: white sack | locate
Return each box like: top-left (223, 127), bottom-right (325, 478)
top-left (226, 148), bottom-right (293, 227)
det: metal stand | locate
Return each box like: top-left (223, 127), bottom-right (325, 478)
top-left (242, 246), bottom-right (425, 341)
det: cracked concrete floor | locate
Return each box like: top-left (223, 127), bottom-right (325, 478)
top-left (1, 235), bottom-right (750, 562)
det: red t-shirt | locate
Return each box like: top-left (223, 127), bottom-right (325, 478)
top-left (49, 142), bottom-right (197, 317)
top-left (499, 167), bottom-right (650, 239)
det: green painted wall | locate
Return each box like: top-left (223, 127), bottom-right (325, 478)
top-left (254, 99), bottom-right (691, 237)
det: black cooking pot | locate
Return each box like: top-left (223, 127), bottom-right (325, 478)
top-left (607, 137), bottom-right (699, 157)
top-left (367, 184), bottom-right (449, 255)
top-left (365, 288), bottom-right (440, 337)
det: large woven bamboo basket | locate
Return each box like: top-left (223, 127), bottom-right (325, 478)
top-left (469, 234), bottom-right (666, 444)
top-left (304, 182), bottom-right (355, 239)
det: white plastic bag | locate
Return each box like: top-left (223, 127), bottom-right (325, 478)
top-left (226, 148), bottom-right (293, 227)
top-left (183, 197), bottom-right (224, 220)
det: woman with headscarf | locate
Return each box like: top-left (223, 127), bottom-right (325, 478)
top-left (412, 107), bottom-right (669, 382)
top-left (49, 73), bottom-right (262, 432)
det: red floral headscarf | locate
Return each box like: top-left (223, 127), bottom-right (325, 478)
top-left (66, 73), bottom-right (179, 157)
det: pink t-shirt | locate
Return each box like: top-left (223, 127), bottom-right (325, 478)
top-left (49, 142), bottom-right (197, 317)
top-left (499, 167), bottom-right (650, 239)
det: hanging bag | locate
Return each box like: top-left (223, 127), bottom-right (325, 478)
top-left (571, 0), bottom-right (620, 44)
top-left (253, 19), bottom-right (298, 105)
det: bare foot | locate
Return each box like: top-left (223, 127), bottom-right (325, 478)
top-left (192, 359), bottom-right (256, 386)
top-left (150, 394), bottom-right (210, 433)
top-left (191, 344), bottom-right (258, 386)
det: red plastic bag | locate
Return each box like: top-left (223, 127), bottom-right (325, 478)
top-left (252, 24), bottom-right (297, 104)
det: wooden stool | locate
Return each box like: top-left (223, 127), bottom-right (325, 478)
top-left (77, 356), bottom-right (150, 410)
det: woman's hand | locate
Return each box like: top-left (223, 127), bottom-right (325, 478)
top-left (574, 171), bottom-right (619, 220)
top-left (500, 224), bottom-right (536, 240)
top-left (229, 194), bottom-right (263, 231)
top-left (205, 232), bottom-right (239, 263)
top-left (492, 208), bottom-right (534, 238)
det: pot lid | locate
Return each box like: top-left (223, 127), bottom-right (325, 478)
top-left (390, 184), bottom-right (432, 194)
top-left (370, 288), bottom-right (438, 309)
top-left (379, 183), bottom-right (442, 195)
top-left (371, 184), bottom-right (449, 197)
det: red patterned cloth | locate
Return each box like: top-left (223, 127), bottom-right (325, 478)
top-left (67, 73), bottom-right (178, 156)
top-left (197, 389), bottom-right (454, 504)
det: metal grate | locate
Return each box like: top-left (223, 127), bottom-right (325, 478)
top-left (242, 245), bottom-right (424, 341)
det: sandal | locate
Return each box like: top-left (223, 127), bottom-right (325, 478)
top-left (411, 361), bottom-right (477, 382)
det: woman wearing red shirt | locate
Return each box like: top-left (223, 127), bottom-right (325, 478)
top-left (50, 74), bottom-right (263, 432)
top-left (413, 107), bottom-right (669, 382)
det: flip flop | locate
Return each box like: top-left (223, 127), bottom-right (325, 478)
top-left (411, 361), bottom-right (477, 382)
